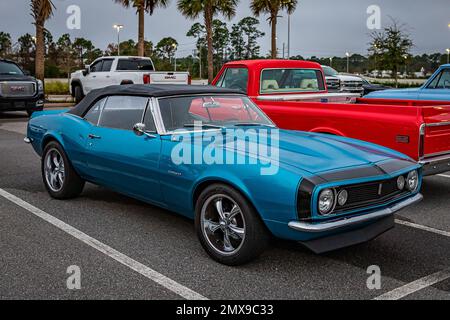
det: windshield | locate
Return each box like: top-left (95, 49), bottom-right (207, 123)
top-left (0, 61), bottom-right (24, 75)
top-left (260, 68), bottom-right (325, 94)
top-left (158, 95), bottom-right (275, 132)
top-left (322, 66), bottom-right (339, 77)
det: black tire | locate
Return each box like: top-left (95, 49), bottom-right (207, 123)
top-left (74, 85), bottom-right (84, 104)
top-left (195, 184), bottom-right (270, 266)
top-left (42, 141), bottom-right (85, 199)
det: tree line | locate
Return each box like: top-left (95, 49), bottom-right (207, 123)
top-left (0, 1), bottom-right (446, 84)
top-left (0, 0), bottom-right (299, 82)
top-left (0, 14), bottom-right (265, 79)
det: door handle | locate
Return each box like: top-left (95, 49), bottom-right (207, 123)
top-left (88, 134), bottom-right (101, 139)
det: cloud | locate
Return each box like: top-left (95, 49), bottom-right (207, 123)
top-left (0, 0), bottom-right (448, 58)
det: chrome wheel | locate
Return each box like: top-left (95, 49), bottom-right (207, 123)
top-left (44, 148), bottom-right (65, 192)
top-left (201, 194), bottom-right (246, 256)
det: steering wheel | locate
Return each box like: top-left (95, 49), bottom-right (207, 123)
top-left (229, 80), bottom-right (246, 92)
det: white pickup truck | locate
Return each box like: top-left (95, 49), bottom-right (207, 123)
top-left (70, 56), bottom-right (191, 103)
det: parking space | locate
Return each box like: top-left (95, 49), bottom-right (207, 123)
top-left (0, 110), bottom-right (449, 300)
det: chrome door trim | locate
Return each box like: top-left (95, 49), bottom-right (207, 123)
top-left (150, 97), bottom-right (167, 135)
top-left (425, 121), bottom-right (450, 127)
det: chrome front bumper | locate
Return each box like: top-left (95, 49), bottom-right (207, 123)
top-left (420, 153), bottom-right (450, 176)
top-left (288, 193), bottom-right (423, 233)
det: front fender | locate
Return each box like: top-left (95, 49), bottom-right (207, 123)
top-left (190, 165), bottom-right (302, 230)
top-left (191, 172), bottom-right (254, 211)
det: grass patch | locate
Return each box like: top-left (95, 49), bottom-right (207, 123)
top-left (45, 81), bottom-right (70, 95)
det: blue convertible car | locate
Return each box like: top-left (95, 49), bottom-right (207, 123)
top-left (26, 85), bottom-right (423, 265)
top-left (365, 64), bottom-right (450, 101)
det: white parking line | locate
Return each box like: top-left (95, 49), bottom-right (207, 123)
top-left (395, 219), bottom-right (450, 238)
top-left (0, 188), bottom-right (207, 300)
top-left (374, 269), bottom-right (450, 300)
top-left (438, 174), bottom-right (450, 179)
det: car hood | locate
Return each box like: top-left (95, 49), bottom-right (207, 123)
top-left (365, 87), bottom-right (420, 97)
top-left (337, 74), bottom-right (363, 82)
top-left (71, 70), bottom-right (84, 77)
top-left (364, 83), bottom-right (391, 89)
top-left (223, 129), bottom-right (410, 174)
top-left (0, 74), bottom-right (37, 82)
top-left (276, 130), bottom-right (409, 173)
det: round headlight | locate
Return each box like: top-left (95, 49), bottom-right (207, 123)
top-left (406, 170), bottom-right (419, 191)
top-left (337, 189), bottom-right (348, 206)
top-left (37, 79), bottom-right (44, 93)
top-left (318, 189), bottom-right (335, 215)
top-left (397, 176), bottom-right (406, 190)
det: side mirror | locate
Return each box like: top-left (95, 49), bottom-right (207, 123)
top-left (82, 65), bottom-right (90, 77)
top-left (133, 123), bottom-right (157, 138)
top-left (23, 70), bottom-right (31, 76)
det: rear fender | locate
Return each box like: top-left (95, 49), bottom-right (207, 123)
top-left (31, 109), bottom-right (70, 119)
top-left (309, 127), bottom-right (346, 136)
top-left (420, 105), bottom-right (450, 157)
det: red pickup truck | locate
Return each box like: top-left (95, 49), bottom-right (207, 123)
top-left (212, 60), bottom-right (450, 175)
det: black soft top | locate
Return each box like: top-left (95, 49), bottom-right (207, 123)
top-left (68, 84), bottom-right (244, 117)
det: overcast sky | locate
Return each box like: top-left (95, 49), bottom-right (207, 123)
top-left (0, 0), bottom-right (449, 58)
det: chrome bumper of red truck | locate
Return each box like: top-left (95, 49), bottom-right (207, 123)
top-left (419, 153), bottom-right (450, 176)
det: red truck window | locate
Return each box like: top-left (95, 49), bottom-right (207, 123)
top-left (215, 68), bottom-right (248, 94)
top-left (260, 68), bottom-right (325, 94)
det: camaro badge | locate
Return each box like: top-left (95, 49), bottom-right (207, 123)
top-left (378, 183), bottom-right (383, 195)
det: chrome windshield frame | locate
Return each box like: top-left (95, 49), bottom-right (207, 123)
top-left (154, 94), bottom-right (275, 136)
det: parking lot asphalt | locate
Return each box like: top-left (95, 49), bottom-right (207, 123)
top-left (0, 110), bottom-right (449, 300)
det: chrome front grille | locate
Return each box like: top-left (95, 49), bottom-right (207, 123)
top-left (342, 81), bottom-right (363, 89)
top-left (326, 79), bottom-right (340, 89)
top-left (0, 82), bottom-right (36, 97)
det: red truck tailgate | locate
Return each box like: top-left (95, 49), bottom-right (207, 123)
top-left (421, 105), bottom-right (450, 157)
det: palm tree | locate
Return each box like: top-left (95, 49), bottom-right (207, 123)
top-left (0, 32), bottom-right (12, 58)
top-left (31, 0), bottom-right (55, 81)
top-left (251, 0), bottom-right (297, 59)
top-left (178, 0), bottom-right (239, 83)
top-left (113, 0), bottom-right (169, 57)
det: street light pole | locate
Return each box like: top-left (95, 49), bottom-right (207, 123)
top-left (172, 43), bottom-right (178, 71)
top-left (346, 52), bottom-right (350, 73)
top-left (113, 24), bottom-right (124, 56)
top-left (403, 54), bottom-right (408, 76)
top-left (198, 38), bottom-right (202, 79)
top-left (287, 13), bottom-right (291, 59)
